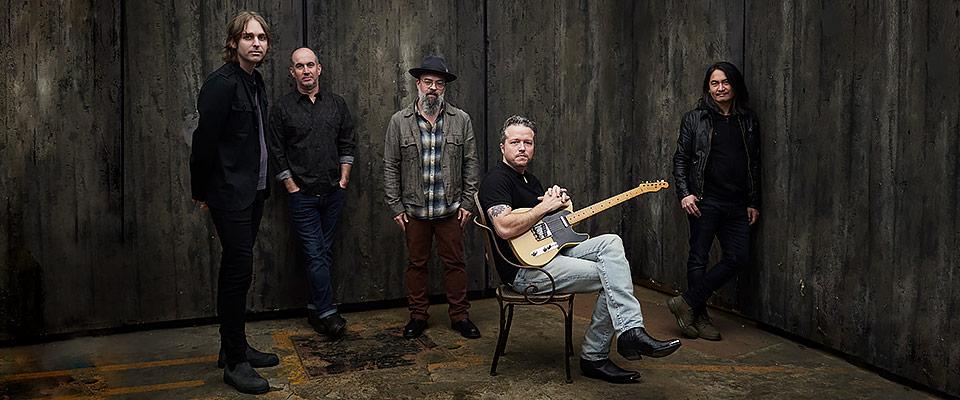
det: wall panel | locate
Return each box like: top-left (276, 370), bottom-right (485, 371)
top-left (629, 0), bottom-right (745, 306)
top-left (745, 0), bottom-right (960, 395)
top-left (305, 0), bottom-right (487, 305)
top-left (1, 0), bottom-right (122, 334)
top-left (1, 0), bottom-right (958, 396)
top-left (122, 1), bottom-right (304, 323)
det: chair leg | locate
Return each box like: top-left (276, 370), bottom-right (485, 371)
top-left (562, 307), bottom-right (573, 383)
top-left (566, 298), bottom-right (575, 358)
top-left (501, 305), bottom-right (515, 356)
top-left (491, 301), bottom-right (508, 376)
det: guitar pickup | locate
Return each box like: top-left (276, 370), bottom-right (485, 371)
top-left (530, 222), bottom-right (552, 241)
top-left (531, 242), bottom-right (559, 257)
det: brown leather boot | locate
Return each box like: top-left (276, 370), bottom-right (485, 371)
top-left (694, 309), bottom-right (721, 341)
top-left (667, 295), bottom-right (699, 338)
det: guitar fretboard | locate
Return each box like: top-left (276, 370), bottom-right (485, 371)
top-left (564, 181), bottom-right (668, 225)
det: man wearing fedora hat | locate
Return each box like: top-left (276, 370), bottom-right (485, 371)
top-left (383, 55), bottom-right (481, 339)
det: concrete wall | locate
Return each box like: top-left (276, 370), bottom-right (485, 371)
top-left (2, 0), bottom-right (958, 396)
top-left (742, 0), bottom-right (960, 395)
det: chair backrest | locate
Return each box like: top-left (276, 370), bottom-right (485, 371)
top-left (473, 192), bottom-right (499, 275)
top-left (474, 192), bottom-right (562, 304)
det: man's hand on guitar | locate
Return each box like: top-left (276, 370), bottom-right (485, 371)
top-left (537, 185), bottom-right (569, 213)
top-left (680, 195), bottom-right (700, 217)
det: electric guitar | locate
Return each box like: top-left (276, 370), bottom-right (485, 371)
top-left (507, 180), bottom-right (669, 266)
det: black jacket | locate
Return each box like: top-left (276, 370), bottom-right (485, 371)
top-left (672, 104), bottom-right (761, 209)
top-left (190, 62), bottom-right (270, 211)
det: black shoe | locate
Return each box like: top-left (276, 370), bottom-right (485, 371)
top-left (217, 345), bottom-right (280, 369)
top-left (223, 361), bottom-right (269, 394)
top-left (403, 318), bottom-right (428, 339)
top-left (579, 358), bottom-right (640, 383)
top-left (308, 310), bottom-right (347, 339)
top-left (451, 318), bottom-right (481, 339)
top-left (616, 327), bottom-right (682, 360)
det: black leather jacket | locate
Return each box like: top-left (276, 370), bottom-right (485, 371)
top-left (672, 105), bottom-right (761, 209)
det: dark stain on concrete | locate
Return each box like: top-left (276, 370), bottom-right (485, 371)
top-left (291, 326), bottom-right (452, 377)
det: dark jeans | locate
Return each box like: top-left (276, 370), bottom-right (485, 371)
top-left (287, 188), bottom-right (346, 317)
top-left (209, 190), bottom-right (265, 367)
top-left (682, 197), bottom-right (750, 310)
top-left (404, 215), bottom-right (470, 322)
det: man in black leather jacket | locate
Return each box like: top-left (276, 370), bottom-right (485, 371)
top-left (189, 11), bottom-right (278, 395)
top-left (669, 61), bottom-right (761, 342)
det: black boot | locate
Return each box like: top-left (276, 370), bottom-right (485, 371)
top-left (579, 358), bottom-right (640, 383)
top-left (616, 327), bottom-right (682, 360)
top-left (308, 310), bottom-right (347, 339)
top-left (217, 345), bottom-right (280, 368)
top-left (223, 361), bottom-right (269, 394)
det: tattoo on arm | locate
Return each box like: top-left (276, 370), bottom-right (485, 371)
top-left (488, 205), bottom-right (510, 218)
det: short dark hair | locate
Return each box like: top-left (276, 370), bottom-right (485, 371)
top-left (700, 61), bottom-right (750, 115)
top-left (221, 11), bottom-right (271, 64)
top-left (500, 115), bottom-right (536, 144)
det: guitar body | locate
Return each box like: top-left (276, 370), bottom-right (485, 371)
top-left (504, 180), bottom-right (669, 267)
top-left (508, 205), bottom-right (589, 267)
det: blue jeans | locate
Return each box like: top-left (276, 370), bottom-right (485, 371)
top-left (682, 197), bottom-right (750, 310)
top-left (287, 188), bottom-right (346, 317)
top-left (513, 234), bottom-right (644, 361)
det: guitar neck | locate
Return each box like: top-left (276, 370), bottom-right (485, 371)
top-left (564, 183), bottom-right (665, 225)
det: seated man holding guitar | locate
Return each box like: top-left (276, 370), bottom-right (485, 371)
top-left (478, 115), bottom-right (682, 384)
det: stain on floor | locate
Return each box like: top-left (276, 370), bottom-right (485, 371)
top-left (291, 326), bottom-right (453, 377)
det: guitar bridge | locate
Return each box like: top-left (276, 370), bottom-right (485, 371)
top-left (531, 242), bottom-right (559, 257)
top-left (530, 222), bottom-right (552, 240)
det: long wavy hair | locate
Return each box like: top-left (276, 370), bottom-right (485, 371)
top-left (221, 11), bottom-right (271, 65)
top-left (699, 61), bottom-right (750, 115)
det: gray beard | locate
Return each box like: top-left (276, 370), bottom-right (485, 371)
top-left (418, 91), bottom-right (444, 117)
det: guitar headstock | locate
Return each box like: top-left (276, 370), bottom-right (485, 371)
top-left (636, 180), bottom-right (669, 193)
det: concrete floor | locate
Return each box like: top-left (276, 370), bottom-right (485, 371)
top-left (0, 286), bottom-right (938, 399)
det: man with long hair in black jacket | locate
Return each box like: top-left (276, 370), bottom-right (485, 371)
top-left (670, 61), bottom-right (761, 342)
top-left (190, 11), bottom-right (279, 395)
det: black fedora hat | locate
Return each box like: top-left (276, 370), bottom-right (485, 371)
top-left (408, 55), bottom-right (457, 82)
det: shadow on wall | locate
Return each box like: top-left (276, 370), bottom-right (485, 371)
top-left (1, 246), bottom-right (45, 337)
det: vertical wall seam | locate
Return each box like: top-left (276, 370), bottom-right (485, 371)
top-left (742, 0), bottom-right (747, 74)
top-left (302, 0), bottom-right (308, 47)
top-left (482, 0), bottom-right (488, 175)
top-left (481, 0), bottom-right (489, 291)
top-left (118, 0), bottom-right (125, 243)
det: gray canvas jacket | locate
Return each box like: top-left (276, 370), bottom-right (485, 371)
top-left (383, 102), bottom-right (480, 217)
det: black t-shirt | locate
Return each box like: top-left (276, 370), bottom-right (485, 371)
top-left (704, 113), bottom-right (749, 202)
top-left (478, 161), bottom-right (544, 283)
